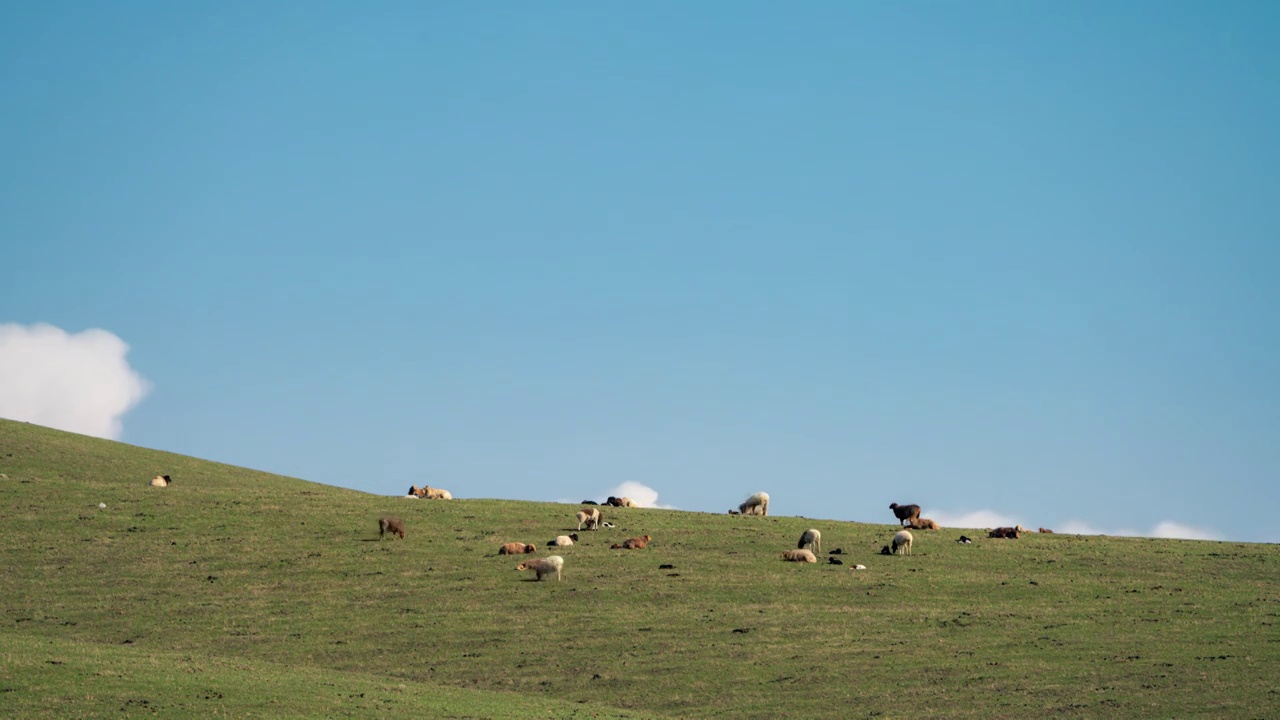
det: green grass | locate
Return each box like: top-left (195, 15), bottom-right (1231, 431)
top-left (2, 418), bottom-right (1278, 718)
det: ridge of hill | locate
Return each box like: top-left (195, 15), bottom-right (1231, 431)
top-left (1, 418), bottom-right (1277, 718)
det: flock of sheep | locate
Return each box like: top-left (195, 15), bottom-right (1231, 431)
top-left (148, 476), bottom-right (1054, 578)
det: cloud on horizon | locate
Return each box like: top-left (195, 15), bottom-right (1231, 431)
top-left (604, 481), bottom-right (677, 509)
top-left (927, 508), bottom-right (1225, 541)
top-left (0, 323), bottom-right (150, 440)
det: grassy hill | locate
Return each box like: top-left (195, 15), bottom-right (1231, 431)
top-left (1, 418), bottom-right (1277, 718)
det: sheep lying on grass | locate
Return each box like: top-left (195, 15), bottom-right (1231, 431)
top-left (988, 526), bottom-right (1026, 539)
top-left (149, 475), bottom-right (171, 487)
top-left (576, 508), bottom-right (601, 531)
top-left (499, 542), bottom-right (536, 555)
top-left (737, 492), bottom-right (770, 516)
top-left (798, 528), bottom-right (822, 555)
top-left (907, 517), bottom-right (940, 530)
top-left (889, 503), bottom-right (921, 526)
top-left (378, 516), bottom-right (405, 540)
top-left (548, 534), bottom-right (578, 547)
top-left (782, 549), bottom-right (817, 563)
top-left (517, 555), bottom-right (564, 581)
top-left (611, 535), bottom-right (651, 550)
top-left (1039, 527), bottom-right (1054, 534)
top-left (891, 530), bottom-right (913, 555)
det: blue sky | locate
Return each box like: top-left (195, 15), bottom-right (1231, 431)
top-left (2, 2), bottom-right (1277, 542)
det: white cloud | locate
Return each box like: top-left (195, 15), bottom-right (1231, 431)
top-left (924, 509), bottom-right (1021, 530)
top-left (0, 323), bottom-right (150, 440)
top-left (604, 481), bottom-right (677, 509)
top-left (1056, 519), bottom-right (1222, 541)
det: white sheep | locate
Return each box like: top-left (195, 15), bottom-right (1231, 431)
top-left (422, 486), bottom-right (453, 500)
top-left (549, 534), bottom-right (577, 547)
top-left (798, 528), bottom-right (822, 555)
top-left (517, 555), bottom-right (564, 581)
top-left (576, 508), bottom-right (601, 531)
top-left (892, 530), bottom-right (913, 556)
top-left (737, 491), bottom-right (770, 516)
top-left (782, 548), bottom-right (817, 563)
top-left (149, 475), bottom-right (171, 488)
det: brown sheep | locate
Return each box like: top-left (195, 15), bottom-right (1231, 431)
top-left (1038, 527), bottom-right (1054, 534)
top-left (782, 548), bottom-right (817, 563)
top-left (576, 508), bottom-right (601, 531)
top-left (611, 535), bottom-right (652, 550)
top-left (517, 555), bottom-right (564, 581)
top-left (378, 516), bottom-right (406, 540)
top-left (499, 542), bottom-right (536, 555)
top-left (149, 474), bottom-right (171, 488)
top-left (889, 503), bottom-right (921, 526)
top-left (907, 517), bottom-right (940, 530)
top-left (988, 525), bottom-right (1026, 539)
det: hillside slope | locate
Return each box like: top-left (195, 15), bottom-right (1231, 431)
top-left (1, 418), bottom-right (1277, 718)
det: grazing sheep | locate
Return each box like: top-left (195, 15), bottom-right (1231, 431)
top-left (889, 503), bottom-right (921, 526)
top-left (798, 528), bottom-right (822, 555)
top-left (1039, 527), bottom-right (1054, 534)
top-left (611, 535), bottom-right (652, 550)
top-left (516, 555), bottom-right (564, 581)
top-left (499, 542), bottom-right (536, 555)
top-left (737, 491), bottom-right (770, 516)
top-left (149, 475), bottom-right (171, 487)
top-left (907, 517), bottom-right (940, 531)
top-left (378, 516), bottom-right (406, 540)
top-left (782, 548), bottom-right (817, 563)
top-left (548, 534), bottom-right (578, 547)
top-left (576, 508), bottom-right (601, 531)
top-left (891, 530), bottom-right (913, 555)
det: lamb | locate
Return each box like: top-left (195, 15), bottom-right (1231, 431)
top-left (421, 486), bottom-right (453, 500)
top-left (548, 533), bottom-right (579, 547)
top-left (891, 529), bottom-right (913, 555)
top-left (516, 555), bottom-right (564, 581)
top-left (581, 500), bottom-right (599, 505)
top-left (907, 517), bottom-right (940, 531)
top-left (1038, 527), bottom-right (1054, 534)
top-left (378, 516), bottom-right (406, 540)
top-left (499, 542), bottom-right (536, 555)
top-left (782, 549), bottom-right (817, 563)
top-left (737, 491), bottom-right (770, 516)
top-left (149, 475), bottom-right (171, 487)
top-left (889, 503), bottom-right (921, 526)
top-left (576, 508), bottom-right (601, 531)
top-left (797, 528), bottom-right (822, 555)
top-left (611, 535), bottom-right (652, 550)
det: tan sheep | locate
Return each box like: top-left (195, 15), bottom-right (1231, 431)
top-left (617, 497), bottom-right (638, 508)
top-left (422, 486), bottom-right (453, 500)
top-left (499, 542), bottom-right (536, 555)
top-left (782, 548), bottom-right (817, 563)
top-left (517, 555), bottom-right (564, 581)
top-left (1038, 527), bottom-right (1054, 534)
top-left (611, 534), bottom-right (652, 550)
top-left (576, 508), bottom-right (601, 531)
top-left (149, 475), bottom-right (171, 488)
top-left (737, 491), bottom-right (770, 516)
top-left (378, 516), bottom-right (406, 540)
top-left (798, 528), bottom-right (822, 555)
top-left (892, 530), bottom-right (913, 555)
top-left (889, 503), bottom-right (921, 526)
top-left (549, 534), bottom-right (578, 547)
top-left (907, 517), bottom-right (940, 530)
